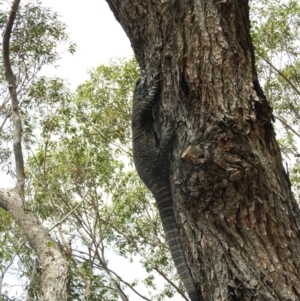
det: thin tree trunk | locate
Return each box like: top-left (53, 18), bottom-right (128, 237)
top-left (0, 1), bottom-right (69, 300)
top-left (105, 0), bottom-right (300, 300)
top-left (2, 0), bottom-right (25, 201)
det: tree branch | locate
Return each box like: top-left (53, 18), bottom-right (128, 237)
top-left (0, 241), bottom-right (24, 295)
top-left (153, 264), bottom-right (189, 301)
top-left (2, 0), bottom-right (25, 201)
top-left (274, 114), bottom-right (300, 139)
top-left (255, 46), bottom-right (300, 97)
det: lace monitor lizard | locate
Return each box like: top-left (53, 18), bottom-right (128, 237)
top-left (132, 72), bottom-right (199, 301)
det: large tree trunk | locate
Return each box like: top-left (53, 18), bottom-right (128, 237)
top-left (105, 0), bottom-right (300, 300)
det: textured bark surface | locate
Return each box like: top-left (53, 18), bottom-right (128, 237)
top-left (105, 0), bottom-right (300, 300)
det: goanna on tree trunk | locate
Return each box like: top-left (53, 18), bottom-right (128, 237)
top-left (105, 0), bottom-right (300, 300)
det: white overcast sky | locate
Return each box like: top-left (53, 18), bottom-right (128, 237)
top-left (41, 0), bottom-right (133, 88)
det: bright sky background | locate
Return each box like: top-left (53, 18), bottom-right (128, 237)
top-left (41, 0), bottom-right (133, 89)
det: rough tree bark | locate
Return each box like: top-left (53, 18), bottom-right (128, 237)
top-left (105, 0), bottom-right (300, 300)
top-left (0, 1), bottom-right (69, 300)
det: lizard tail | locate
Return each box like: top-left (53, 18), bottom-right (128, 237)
top-left (154, 185), bottom-right (200, 301)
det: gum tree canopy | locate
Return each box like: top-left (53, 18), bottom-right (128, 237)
top-left (105, 0), bottom-right (300, 300)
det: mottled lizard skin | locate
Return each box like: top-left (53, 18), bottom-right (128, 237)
top-left (132, 72), bottom-right (199, 301)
